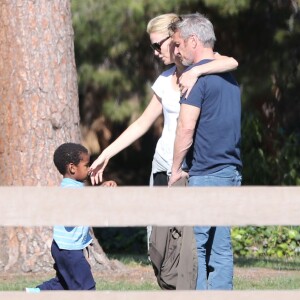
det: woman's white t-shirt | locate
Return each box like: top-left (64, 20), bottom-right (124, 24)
top-left (151, 65), bottom-right (180, 178)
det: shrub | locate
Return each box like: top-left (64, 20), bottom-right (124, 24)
top-left (232, 226), bottom-right (300, 258)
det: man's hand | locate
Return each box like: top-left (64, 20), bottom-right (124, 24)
top-left (168, 169), bottom-right (188, 187)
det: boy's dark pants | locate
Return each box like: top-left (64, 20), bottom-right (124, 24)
top-left (37, 240), bottom-right (95, 290)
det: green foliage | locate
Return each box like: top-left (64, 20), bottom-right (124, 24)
top-left (103, 98), bottom-right (139, 123)
top-left (78, 64), bottom-right (133, 92)
top-left (241, 115), bottom-right (300, 185)
top-left (232, 226), bottom-right (300, 258)
top-left (241, 114), bottom-right (270, 184)
top-left (203, 0), bottom-right (250, 15)
top-left (72, 0), bottom-right (156, 127)
top-left (270, 133), bottom-right (300, 185)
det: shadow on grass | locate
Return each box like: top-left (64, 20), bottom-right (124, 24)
top-left (235, 256), bottom-right (300, 270)
top-left (107, 253), bottom-right (151, 266)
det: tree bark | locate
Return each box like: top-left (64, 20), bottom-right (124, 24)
top-left (0, 0), bottom-right (112, 273)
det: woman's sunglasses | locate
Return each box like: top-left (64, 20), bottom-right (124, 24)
top-left (150, 36), bottom-right (170, 52)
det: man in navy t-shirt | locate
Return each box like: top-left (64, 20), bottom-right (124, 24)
top-left (169, 13), bottom-right (242, 290)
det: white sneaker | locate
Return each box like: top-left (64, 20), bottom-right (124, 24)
top-left (25, 288), bottom-right (41, 293)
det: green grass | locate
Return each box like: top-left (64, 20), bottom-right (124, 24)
top-left (235, 256), bottom-right (300, 270)
top-left (234, 275), bottom-right (300, 290)
top-left (233, 257), bottom-right (300, 289)
top-left (1, 256), bottom-right (300, 291)
top-left (94, 280), bottom-right (159, 291)
top-left (0, 276), bottom-right (45, 291)
top-left (0, 277), bottom-right (159, 291)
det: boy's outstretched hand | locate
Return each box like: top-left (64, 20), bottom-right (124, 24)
top-left (101, 180), bottom-right (117, 187)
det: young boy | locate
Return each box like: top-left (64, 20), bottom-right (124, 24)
top-left (26, 142), bottom-right (116, 292)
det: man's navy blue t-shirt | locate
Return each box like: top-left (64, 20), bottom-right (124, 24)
top-left (181, 59), bottom-right (242, 176)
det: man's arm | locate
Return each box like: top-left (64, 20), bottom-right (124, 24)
top-left (169, 104), bottom-right (201, 186)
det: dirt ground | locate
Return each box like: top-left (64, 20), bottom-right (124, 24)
top-left (94, 264), bottom-right (157, 284)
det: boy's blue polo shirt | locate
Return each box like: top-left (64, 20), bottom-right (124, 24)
top-left (53, 178), bottom-right (92, 250)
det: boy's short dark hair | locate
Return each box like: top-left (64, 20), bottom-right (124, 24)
top-left (53, 142), bottom-right (89, 175)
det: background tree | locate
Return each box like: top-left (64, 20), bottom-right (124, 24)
top-left (0, 0), bottom-right (111, 273)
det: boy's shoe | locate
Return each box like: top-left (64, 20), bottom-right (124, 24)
top-left (25, 288), bottom-right (41, 293)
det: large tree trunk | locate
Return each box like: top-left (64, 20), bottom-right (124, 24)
top-left (0, 0), bottom-right (112, 273)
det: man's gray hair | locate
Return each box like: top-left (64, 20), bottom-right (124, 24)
top-left (169, 13), bottom-right (216, 48)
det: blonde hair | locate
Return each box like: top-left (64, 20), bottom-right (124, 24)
top-left (147, 13), bottom-right (180, 36)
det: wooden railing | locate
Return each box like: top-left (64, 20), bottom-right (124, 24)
top-left (0, 186), bottom-right (300, 299)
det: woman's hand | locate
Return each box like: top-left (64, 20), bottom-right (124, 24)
top-left (179, 67), bottom-right (199, 99)
top-left (89, 154), bottom-right (110, 185)
top-left (179, 54), bottom-right (238, 99)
